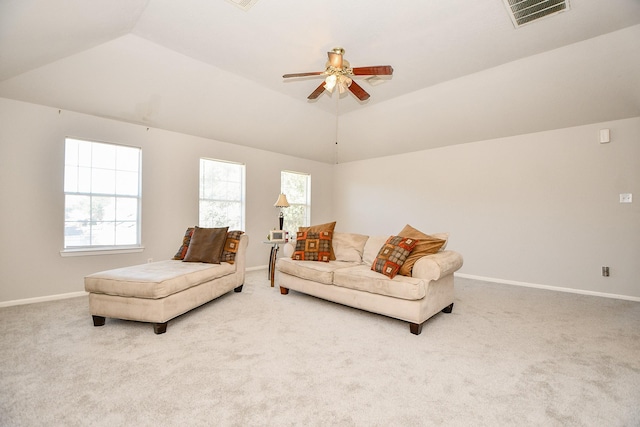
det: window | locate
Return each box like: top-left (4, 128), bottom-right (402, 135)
top-left (64, 138), bottom-right (141, 250)
top-left (199, 159), bottom-right (245, 230)
top-left (281, 170), bottom-right (310, 232)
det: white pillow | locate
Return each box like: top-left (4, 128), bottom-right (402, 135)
top-left (362, 235), bottom-right (390, 266)
top-left (332, 233), bottom-right (369, 262)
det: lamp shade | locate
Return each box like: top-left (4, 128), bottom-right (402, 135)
top-left (274, 193), bottom-right (290, 208)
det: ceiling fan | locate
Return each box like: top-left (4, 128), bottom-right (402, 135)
top-left (282, 47), bottom-right (393, 101)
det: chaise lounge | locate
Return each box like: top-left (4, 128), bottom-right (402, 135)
top-left (84, 230), bottom-right (248, 334)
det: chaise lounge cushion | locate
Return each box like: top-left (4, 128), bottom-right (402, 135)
top-left (84, 260), bottom-right (235, 299)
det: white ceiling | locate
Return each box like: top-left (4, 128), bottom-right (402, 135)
top-left (1, 0), bottom-right (639, 163)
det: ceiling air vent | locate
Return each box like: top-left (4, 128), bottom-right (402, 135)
top-left (503, 0), bottom-right (570, 28)
top-left (225, 0), bottom-right (260, 11)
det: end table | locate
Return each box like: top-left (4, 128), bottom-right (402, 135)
top-left (263, 241), bottom-right (284, 287)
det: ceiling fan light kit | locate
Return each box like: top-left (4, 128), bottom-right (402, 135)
top-left (283, 47), bottom-right (393, 101)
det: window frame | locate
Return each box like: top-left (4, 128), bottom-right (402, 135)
top-left (61, 137), bottom-right (143, 256)
top-left (199, 158), bottom-right (246, 230)
top-left (280, 170), bottom-right (311, 233)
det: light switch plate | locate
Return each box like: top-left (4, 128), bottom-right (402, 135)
top-left (620, 193), bottom-right (632, 203)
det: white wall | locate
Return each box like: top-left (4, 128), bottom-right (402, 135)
top-left (2, 96), bottom-right (638, 303)
top-left (333, 117), bottom-right (640, 299)
top-left (0, 98), bottom-right (334, 303)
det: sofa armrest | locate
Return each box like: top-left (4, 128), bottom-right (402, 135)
top-left (411, 250), bottom-right (464, 282)
top-left (282, 241), bottom-right (295, 257)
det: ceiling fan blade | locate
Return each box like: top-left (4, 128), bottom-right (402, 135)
top-left (282, 71), bottom-right (325, 78)
top-left (348, 80), bottom-right (370, 101)
top-left (351, 65), bottom-right (394, 76)
top-left (307, 82), bottom-right (326, 99)
top-left (327, 51), bottom-right (343, 69)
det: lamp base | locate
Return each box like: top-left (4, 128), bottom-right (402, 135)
top-left (279, 215), bottom-right (284, 230)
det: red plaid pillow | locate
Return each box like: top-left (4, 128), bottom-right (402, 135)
top-left (292, 231), bottom-right (333, 262)
top-left (371, 236), bottom-right (419, 279)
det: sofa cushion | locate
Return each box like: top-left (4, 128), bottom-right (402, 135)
top-left (85, 260), bottom-right (236, 299)
top-left (333, 265), bottom-right (427, 301)
top-left (184, 226), bottom-right (229, 263)
top-left (371, 236), bottom-right (418, 279)
top-left (292, 230), bottom-right (332, 262)
top-left (277, 257), bottom-right (357, 285)
top-left (397, 224), bottom-right (447, 276)
top-left (332, 232), bottom-right (368, 262)
top-left (299, 221), bottom-right (336, 260)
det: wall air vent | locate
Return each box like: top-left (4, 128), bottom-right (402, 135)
top-left (225, 0), bottom-right (259, 11)
top-left (503, 0), bottom-right (570, 28)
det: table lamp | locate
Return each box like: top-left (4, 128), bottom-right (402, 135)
top-left (273, 193), bottom-right (289, 230)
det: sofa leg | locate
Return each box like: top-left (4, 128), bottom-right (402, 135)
top-left (279, 286), bottom-right (289, 295)
top-left (234, 284), bottom-right (244, 293)
top-left (442, 303), bottom-right (454, 314)
top-left (153, 322), bottom-right (168, 334)
top-left (92, 315), bottom-right (105, 327)
top-left (409, 322), bottom-right (423, 335)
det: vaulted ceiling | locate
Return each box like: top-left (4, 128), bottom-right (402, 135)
top-left (1, 0), bottom-right (639, 163)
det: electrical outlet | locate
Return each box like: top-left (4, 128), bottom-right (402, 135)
top-left (602, 266), bottom-right (610, 277)
top-left (619, 193), bottom-right (632, 203)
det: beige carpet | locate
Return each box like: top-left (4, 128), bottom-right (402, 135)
top-left (1, 271), bottom-right (639, 426)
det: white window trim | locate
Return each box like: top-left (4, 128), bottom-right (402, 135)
top-left (281, 170), bottom-right (311, 229)
top-left (60, 245), bottom-right (145, 257)
top-left (199, 158), bottom-right (246, 230)
top-left (63, 137), bottom-right (143, 251)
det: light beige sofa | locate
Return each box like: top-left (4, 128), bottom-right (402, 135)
top-left (84, 234), bottom-right (248, 334)
top-left (276, 233), bottom-right (463, 335)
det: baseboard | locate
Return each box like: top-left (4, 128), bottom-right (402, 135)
top-left (2, 270), bottom-right (635, 307)
top-left (0, 291), bottom-right (88, 308)
top-left (456, 273), bottom-right (640, 302)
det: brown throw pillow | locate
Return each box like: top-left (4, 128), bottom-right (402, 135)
top-left (298, 221), bottom-right (336, 260)
top-left (397, 224), bottom-right (447, 276)
top-left (183, 226), bottom-right (229, 263)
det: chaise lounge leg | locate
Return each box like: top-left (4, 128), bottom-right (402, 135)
top-left (234, 284), bottom-right (243, 293)
top-left (279, 286), bottom-right (289, 295)
top-left (442, 303), bottom-right (454, 313)
top-left (153, 322), bottom-right (168, 334)
top-left (409, 322), bottom-right (424, 335)
top-left (92, 315), bottom-right (105, 327)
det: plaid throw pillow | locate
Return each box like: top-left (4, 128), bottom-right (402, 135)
top-left (221, 230), bottom-right (244, 264)
top-left (371, 236), bottom-right (419, 279)
top-left (298, 221), bottom-right (336, 260)
top-left (292, 231), bottom-right (333, 262)
top-left (172, 227), bottom-right (195, 260)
